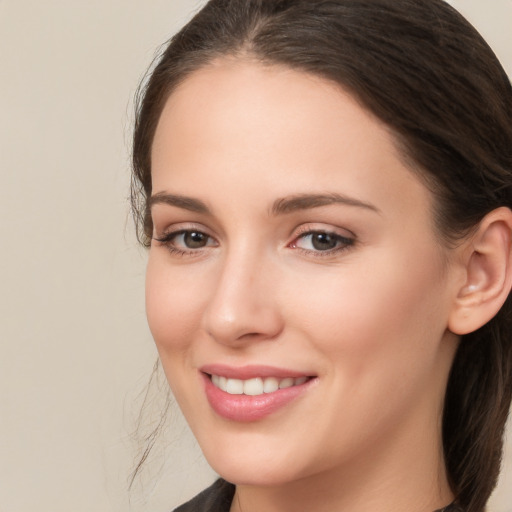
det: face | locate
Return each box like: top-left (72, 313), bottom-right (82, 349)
top-left (147, 59), bottom-right (460, 488)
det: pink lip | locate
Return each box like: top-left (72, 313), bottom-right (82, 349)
top-left (200, 365), bottom-right (316, 422)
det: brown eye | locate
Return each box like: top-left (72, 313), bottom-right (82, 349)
top-left (310, 232), bottom-right (338, 251)
top-left (153, 229), bottom-right (217, 254)
top-left (183, 231), bottom-right (209, 248)
top-left (292, 230), bottom-right (354, 254)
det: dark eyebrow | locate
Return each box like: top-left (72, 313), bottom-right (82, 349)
top-left (149, 192), bottom-right (210, 214)
top-left (271, 193), bottom-right (381, 215)
top-left (149, 191), bottom-right (380, 216)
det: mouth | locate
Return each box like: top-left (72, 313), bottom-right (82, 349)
top-left (209, 374), bottom-right (311, 396)
top-left (200, 365), bottom-right (316, 422)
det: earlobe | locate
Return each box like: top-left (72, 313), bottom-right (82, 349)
top-left (449, 207), bottom-right (512, 335)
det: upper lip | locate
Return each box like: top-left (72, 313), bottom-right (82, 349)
top-left (200, 364), bottom-right (314, 380)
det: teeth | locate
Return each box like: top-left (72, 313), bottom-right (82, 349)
top-left (211, 375), bottom-right (309, 396)
top-left (226, 378), bottom-right (244, 395)
top-left (279, 377), bottom-right (294, 389)
top-left (244, 378), bottom-right (263, 396)
top-left (263, 377), bottom-right (279, 393)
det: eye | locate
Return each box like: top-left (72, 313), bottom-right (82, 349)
top-left (290, 230), bottom-right (354, 254)
top-left (175, 231), bottom-right (211, 249)
top-left (153, 229), bottom-right (218, 255)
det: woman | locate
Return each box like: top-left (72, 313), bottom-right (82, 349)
top-left (131, 1), bottom-right (512, 511)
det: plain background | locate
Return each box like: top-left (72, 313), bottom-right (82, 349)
top-left (1, 1), bottom-right (511, 511)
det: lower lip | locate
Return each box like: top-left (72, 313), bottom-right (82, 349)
top-left (202, 374), bottom-right (314, 422)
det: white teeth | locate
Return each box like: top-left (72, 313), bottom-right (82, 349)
top-left (243, 378), bottom-right (263, 396)
top-left (263, 377), bottom-right (279, 393)
top-left (212, 374), bottom-right (229, 391)
top-left (279, 377), bottom-right (295, 389)
top-left (225, 378), bottom-right (244, 395)
top-left (211, 375), bottom-right (309, 396)
top-left (218, 376), bottom-right (227, 392)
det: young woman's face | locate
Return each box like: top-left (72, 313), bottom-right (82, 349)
top-left (147, 60), bottom-right (461, 487)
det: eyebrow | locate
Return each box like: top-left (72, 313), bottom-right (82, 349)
top-left (149, 191), bottom-right (380, 216)
top-left (270, 193), bottom-right (381, 216)
top-left (149, 192), bottom-right (210, 214)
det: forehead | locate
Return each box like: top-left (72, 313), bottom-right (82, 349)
top-left (152, 57), bottom-right (392, 157)
top-left (151, 58), bottom-right (433, 224)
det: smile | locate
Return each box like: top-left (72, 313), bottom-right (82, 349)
top-left (202, 368), bottom-right (316, 422)
top-left (210, 375), bottom-right (309, 396)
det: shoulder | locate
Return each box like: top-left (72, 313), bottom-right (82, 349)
top-left (172, 479), bottom-right (236, 512)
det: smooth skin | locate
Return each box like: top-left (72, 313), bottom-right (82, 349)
top-left (146, 58), bottom-right (512, 512)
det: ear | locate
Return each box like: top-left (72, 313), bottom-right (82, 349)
top-left (449, 207), bottom-right (512, 335)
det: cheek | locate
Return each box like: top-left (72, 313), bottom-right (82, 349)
top-left (290, 246), bottom-right (449, 376)
top-left (145, 256), bottom-right (206, 354)
top-left (292, 252), bottom-right (450, 454)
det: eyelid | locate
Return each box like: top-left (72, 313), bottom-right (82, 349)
top-left (152, 223), bottom-right (219, 256)
top-left (153, 221), bottom-right (215, 239)
top-left (155, 229), bottom-right (217, 246)
top-left (152, 221), bottom-right (355, 258)
top-left (288, 224), bottom-right (356, 257)
top-left (291, 223), bottom-right (355, 239)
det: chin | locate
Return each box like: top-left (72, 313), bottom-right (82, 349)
top-left (211, 461), bottom-right (302, 487)
top-left (198, 436), bottom-right (319, 488)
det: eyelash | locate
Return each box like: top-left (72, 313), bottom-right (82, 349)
top-left (153, 227), bottom-right (355, 258)
top-left (289, 228), bottom-right (355, 258)
top-left (153, 229), bottom-right (218, 257)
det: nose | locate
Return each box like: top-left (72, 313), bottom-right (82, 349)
top-left (201, 250), bottom-right (284, 346)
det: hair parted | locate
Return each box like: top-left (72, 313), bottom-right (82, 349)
top-left (131, 1), bottom-right (512, 510)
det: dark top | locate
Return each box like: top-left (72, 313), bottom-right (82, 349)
top-left (172, 479), bottom-right (465, 512)
top-left (173, 479), bottom-right (235, 512)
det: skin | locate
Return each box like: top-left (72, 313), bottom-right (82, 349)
top-left (146, 59), bottom-right (465, 512)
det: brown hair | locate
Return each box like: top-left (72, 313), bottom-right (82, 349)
top-left (131, 1), bottom-right (512, 510)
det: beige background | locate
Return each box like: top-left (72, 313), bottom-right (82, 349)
top-left (0, 1), bottom-right (511, 511)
